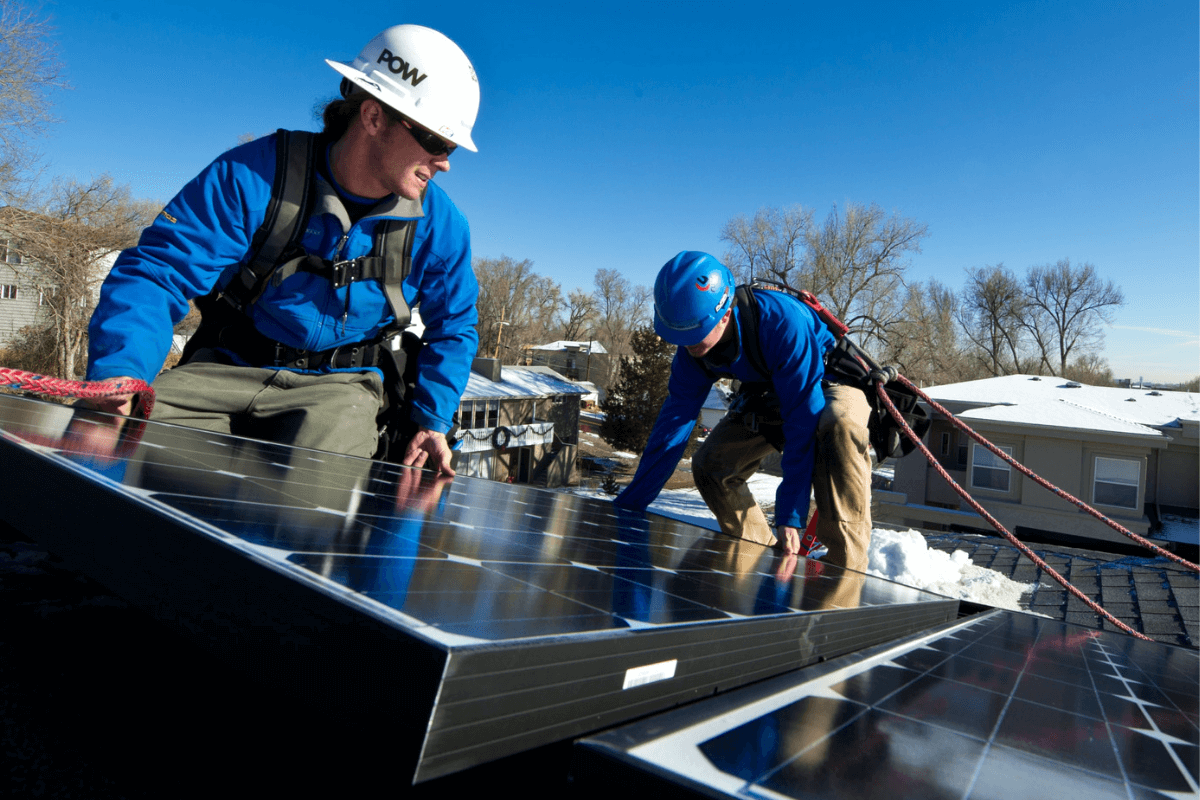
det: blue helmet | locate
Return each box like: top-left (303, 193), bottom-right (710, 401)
top-left (653, 251), bottom-right (735, 346)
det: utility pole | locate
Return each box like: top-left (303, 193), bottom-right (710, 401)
top-left (493, 306), bottom-right (507, 360)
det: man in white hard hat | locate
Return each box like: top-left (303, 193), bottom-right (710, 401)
top-left (83, 25), bottom-right (481, 474)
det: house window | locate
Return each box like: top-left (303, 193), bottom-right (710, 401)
top-left (473, 401), bottom-right (487, 429)
top-left (487, 399), bottom-right (499, 428)
top-left (0, 284), bottom-right (17, 300)
top-left (1093, 457), bottom-right (1139, 510)
top-left (940, 433), bottom-right (950, 456)
top-left (4, 240), bottom-right (21, 265)
top-left (459, 400), bottom-right (473, 428)
top-left (957, 444), bottom-right (968, 469)
top-left (971, 444), bottom-right (1012, 492)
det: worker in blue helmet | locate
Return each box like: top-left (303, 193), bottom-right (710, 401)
top-left (615, 251), bottom-right (874, 571)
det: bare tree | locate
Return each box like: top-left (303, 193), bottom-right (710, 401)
top-left (1062, 352), bottom-right (1116, 386)
top-left (2, 175), bottom-right (158, 379)
top-left (719, 205), bottom-right (812, 286)
top-left (803, 202), bottom-right (928, 351)
top-left (0, 1), bottom-right (67, 201)
top-left (955, 264), bottom-right (1031, 376)
top-left (720, 202), bottom-right (927, 355)
top-left (1020, 258), bottom-right (1125, 376)
top-left (592, 268), bottom-right (651, 391)
top-left (878, 279), bottom-right (972, 387)
top-left (473, 255), bottom-right (562, 363)
top-left (560, 288), bottom-right (598, 342)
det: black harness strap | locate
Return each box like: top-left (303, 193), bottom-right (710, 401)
top-left (223, 129), bottom-right (317, 311)
top-left (265, 219), bottom-right (414, 330)
top-left (693, 280), bottom-right (930, 461)
top-left (182, 128), bottom-right (418, 369)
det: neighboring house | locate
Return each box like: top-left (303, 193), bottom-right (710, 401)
top-left (0, 230), bottom-right (117, 351)
top-left (0, 238), bottom-right (40, 349)
top-left (454, 359), bottom-right (588, 488)
top-left (877, 375), bottom-right (1200, 549)
top-left (700, 383), bottom-right (731, 431)
top-left (524, 340), bottom-right (609, 394)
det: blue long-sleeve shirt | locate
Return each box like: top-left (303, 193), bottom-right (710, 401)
top-left (615, 289), bottom-right (836, 529)
top-left (87, 131), bottom-right (479, 435)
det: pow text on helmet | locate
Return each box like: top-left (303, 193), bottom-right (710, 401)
top-left (377, 49), bottom-right (427, 87)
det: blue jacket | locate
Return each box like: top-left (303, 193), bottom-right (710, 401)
top-left (87, 132), bottom-right (479, 435)
top-left (614, 289), bottom-right (836, 529)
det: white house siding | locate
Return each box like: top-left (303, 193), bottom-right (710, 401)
top-left (0, 249), bottom-right (118, 352)
top-left (0, 262), bottom-right (44, 349)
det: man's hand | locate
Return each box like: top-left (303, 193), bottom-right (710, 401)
top-left (76, 376), bottom-right (138, 416)
top-left (777, 525), bottom-right (802, 555)
top-left (402, 427), bottom-right (456, 476)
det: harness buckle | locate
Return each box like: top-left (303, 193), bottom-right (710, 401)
top-left (328, 344), bottom-right (366, 369)
top-left (330, 258), bottom-right (364, 289)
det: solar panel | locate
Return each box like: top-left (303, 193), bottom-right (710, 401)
top-left (575, 608), bottom-right (1200, 799)
top-left (0, 393), bottom-right (957, 783)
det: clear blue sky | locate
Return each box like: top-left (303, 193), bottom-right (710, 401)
top-left (39, 0), bottom-right (1199, 383)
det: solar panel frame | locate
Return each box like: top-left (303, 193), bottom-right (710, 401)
top-left (0, 393), bottom-right (959, 784)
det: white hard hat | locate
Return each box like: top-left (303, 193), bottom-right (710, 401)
top-left (326, 25), bottom-right (480, 152)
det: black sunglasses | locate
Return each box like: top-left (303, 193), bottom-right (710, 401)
top-left (404, 121), bottom-right (456, 157)
top-left (378, 103), bottom-right (456, 156)
top-left (395, 115), bottom-right (456, 157)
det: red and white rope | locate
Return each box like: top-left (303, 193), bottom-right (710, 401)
top-left (0, 368), bottom-right (155, 418)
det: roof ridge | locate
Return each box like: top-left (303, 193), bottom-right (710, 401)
top-left (1056, 398), bottom-right (1159, 433)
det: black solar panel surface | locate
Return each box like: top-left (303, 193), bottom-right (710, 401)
top-left (0, 393), bottom-right (958, 782)
top-left (577, 609), bottom-right (1200, 799)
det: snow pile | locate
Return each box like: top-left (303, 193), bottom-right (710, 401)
top-left (867, 527), bottom-right (1036, 611)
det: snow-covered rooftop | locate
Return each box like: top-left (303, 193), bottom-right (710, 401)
top-left (703, 384), bottom-right (731, 411)
top-left (529, 340), bottom-right (607, 354)
top-left (462, 365), bottom-right (589, 400)
top-left (925, 375), bottom-right (1200, 436)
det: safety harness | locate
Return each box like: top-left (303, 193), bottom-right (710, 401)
top-left (698, 281), bottom-right (930, 462)
top-left (177, 128), bottom-right (430, 459)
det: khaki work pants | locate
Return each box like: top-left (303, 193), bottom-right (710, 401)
top-left (149, 350), bottom-right (386, 458)
top-left (692, 382), bottom-right (873, 572)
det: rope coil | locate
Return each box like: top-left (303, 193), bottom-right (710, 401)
top-left (0, 368), bottom-right (155, 419)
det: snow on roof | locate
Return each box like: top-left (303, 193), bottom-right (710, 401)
top-left (529, 340), bottom-right (608, 354)
top-left (462, 365), bottom-right (589, 400)
top-left (925, 375), bottom-right (1200, 436)
top-left (703, 384), bottom-right (731, 411)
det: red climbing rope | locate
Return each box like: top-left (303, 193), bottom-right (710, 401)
top-left (873, 377), bottom-right (1200, 642)
top-left (0, 368), bottom-right (155, 419)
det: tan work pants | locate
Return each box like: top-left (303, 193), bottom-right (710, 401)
top-left (692, 383), bottom-right (873, 572)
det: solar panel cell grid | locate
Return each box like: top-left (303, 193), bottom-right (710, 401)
top-left (0, 394), bottom-right (957, 783)
top-left (576, 610), bottom-right (1200, 799)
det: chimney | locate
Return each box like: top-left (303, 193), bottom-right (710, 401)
top-left (472, 357), bottom-right (503, 382)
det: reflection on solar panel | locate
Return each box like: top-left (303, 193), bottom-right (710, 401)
top-left (0, 394), bottom-right (957, 784)
top-left (576, 608), bottom-right (1200, 799)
